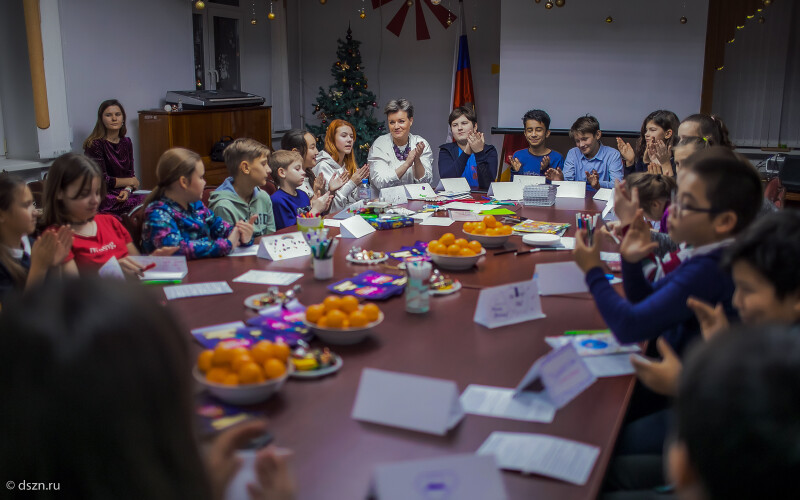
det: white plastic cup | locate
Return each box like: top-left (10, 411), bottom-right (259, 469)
top-left (405, 260), bottom-right (432, 314)
top-left (313, 257), bottom-right (334, 280)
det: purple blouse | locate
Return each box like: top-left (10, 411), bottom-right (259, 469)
top-left (84, 137), bottom-right (135, 192)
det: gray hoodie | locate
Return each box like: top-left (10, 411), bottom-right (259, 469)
top-left (208, 177), bottom-right (276, 238)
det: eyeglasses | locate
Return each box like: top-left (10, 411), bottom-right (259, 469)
top-left (670, 192), bottom-right (719, 218)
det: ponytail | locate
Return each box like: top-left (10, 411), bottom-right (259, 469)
top-left (144, 148), bottom-right (201, 207)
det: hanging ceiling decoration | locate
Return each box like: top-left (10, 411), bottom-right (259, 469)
top-left (371, 0), bottom-right (457, 40)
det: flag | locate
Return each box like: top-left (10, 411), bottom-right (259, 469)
top-left (447, 0), bottom-right (474, 142)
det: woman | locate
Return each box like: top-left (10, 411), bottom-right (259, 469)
top-left (367, 99), bottom-right (433, 198)
top-left (437, 105), bottom-right (498, 190)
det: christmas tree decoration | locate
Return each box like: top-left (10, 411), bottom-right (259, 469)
top-left (431, 0), bottom-right (441, 4)
top-left (763, 0), bottom-right (772, 6)
top-left (758, 16), bottom-right (765, 23)
top-left (472, 25), bottom-right (477, 31)
top-left (545, 1), bottom-right (554, 9)
top-left (250, 0), bottom-right (257, 24)
top-left (268, 1), bottom-right (275, 20)
top-left (680, 16), bottom-right (687, 24)
top-left (320, 0), bottom-right (327, 4)
top-left (360, 11), bottom-right (366, 19)
top-left (375, 0), bottom-right (457, 40)
top-left (605, 16), bottom-right (613, 23)
top-left (195, 0), bottom-right (205, 9)
top-left (555, 0), bottom-right (565, 7)
top-left (360, 0), bottom-right (366, 20)
top-left (307, 27), bottom-right (383, 164)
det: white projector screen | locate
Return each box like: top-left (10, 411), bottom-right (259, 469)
top-left (499, 0), bottom-right (709, 132)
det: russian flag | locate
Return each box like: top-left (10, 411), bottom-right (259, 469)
top-left (449, 1), bottom-right (474, 129)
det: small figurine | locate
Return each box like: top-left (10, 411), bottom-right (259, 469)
top-left (254, 284), bottom-right (302, 307)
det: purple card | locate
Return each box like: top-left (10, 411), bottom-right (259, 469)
top-left (328, 271), bottom-right (407, 300)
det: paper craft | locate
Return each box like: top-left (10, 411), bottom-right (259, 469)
top-left (257, 232), bottom-right (311, 261)
top-left (228, 245), bottom-right (259, 257)
top-left (98, 256), bottom-right (125, 280)
top-left (420, 217), bottom-right (454, 227)
top-left (512, 175), bottom-right (547, 186)
top-left (380, 186), bottom-right (409, 205)
top-left (129, 255), bottom-right (188, 280)
top-left (232, 270), bottom-right (304, 286)
top-left (448, 210), bottom-right (484, 222)
top-left (340, 215), bottom-right (377, 239)
top-left (460, 385), bottom-right (555, 423)
top-left (488, 182), bottom-right (523, 201)
top-left (552, 181), bottom-right (587, 199)
top-left (436, 177), bottom-right (471, 193)
top-left (351, 368), bottom-right (464, 435)
top-left (480, 208), bottom-right (517, 216)
top-left (593, 188), bottom-right (613, 201)
top-left (404, 183), bottom-right (435, 199)
top-left (513, 343), bottom-right (596, 409)
top-left (511, 220), bottom-right (570, 234)
top-left (164, 281), bottom-right (233, 300)
top-left (329, 271), bottom-right (407, 299)
top-left (601, 251), bottom-right (621, 263)
top-left (371, 454), bottom-right (508, 500)
top-left (477, 432), bottom-right (601, 486)
top-left (473, 280), bottom-right (546, 329)
top-left (191, 301), bottom-right (311, 349)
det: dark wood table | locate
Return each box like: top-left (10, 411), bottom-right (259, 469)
top-left (168, 194), bottom-right (634, 500)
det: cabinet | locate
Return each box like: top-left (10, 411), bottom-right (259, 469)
top-left (137, 106), bottom-right (271, 189)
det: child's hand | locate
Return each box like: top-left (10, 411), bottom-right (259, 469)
top-left (206, 420), bottom-right (274, 500)
top-left (227, 226), bottom-right (241, 249)
top-left (573, 228), bottom-right (603, 273)
top-left (467, 131), bottom-right (485, 153)
top-left (616, 137), bottom-right (635, 166)
top-left (630, 337), bottom-right (682, 397)
top-left (248, 446), bottom-right (296, 500)
top-left (30, 230), bottom-right (59, 269)
top-left (687, 297), bottom-right (729, 341)
top-left (50, 226), bottom-right (73, 266)
top-left (350, 164), bottom-right (369, 184)
top-left (587, 169), bottom-right (601, 190)
top-left (613, 179), bottom-right (640, 226)
top-left (310, 193), bottom-right (331, 214)
top-left (509, 156), bottom-right (522, 172)
top-left (540, 155), bottom-right (550, 172)
top-left (620, 209), bottom-right (658, 263)
top-left (118, 256), bottom-right (145, 276)
top-left (151, 246), bottom-right (180, 257)
top-left (116, 190), bottom-right (130, 202)
top-left (312, 175), bottom-right (327, 197)
top-left (327, 171), bottom-right (349, 193)
top-left (236, 216), bottom-right (256, 244)
top-left (545, 167), bottom-right (564, 181)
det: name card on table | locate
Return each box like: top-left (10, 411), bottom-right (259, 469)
top-left (333, 200), bottom-right (365, 220)
top-left (552, 180), bottom-right (587, 198)
top-left (379, 185), bottom-right (409, 205)
top-left (257, 232), bottom-right (311, 261)
top-left (370, 454), bottom-right (508, 500)
top-left (473, 280), bottom-right (546, 329)
top-left (404, 183), bottom-right (435, 199)
top-left (129, 255), bottom-right (188, 280)
top-left (593, 188), bottom-right (613, 201)
top-left (514, 343), bottom-right (597, 409)
top-left (351, 368), bottom-right (464, 435)
top-left (98, 256), bottom-right (125, 280)
top-left (487, 182), bottom-right (523, 201)
top-left (602, 190), bottom-right (617, 220)
top-left (339, 215), bottom-right (376, 239)
top-left (513, 175), bottom-right (547, 186)
top-left (536, 261), bottom-right (589, 295)
top-left (436, 177), bottom-right (471, 193)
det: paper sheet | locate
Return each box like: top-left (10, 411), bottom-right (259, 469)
top-left (473, 280), bottom-right (546, 329)
top-left (448, 210), bottom-right (484, 221)
top-left (436, 177), bottom-right (472, 193)
top-left (380, 185), bottom-right (409, 205)
top-left (232, 270), bottom-right (303, 286)
top-left (98, 256), bottom-right (125, 280)
top-left (440, 202), bottom-right (501, 214)
top-left (477, 431), bottom-right (601, 485)
top-left (405, 183), bottom-right (436, 199)
top-left (419, 217), bottom-right (455, 227)
top-left (593, 188), bottom-right (613, 201)
top-left (323, 219), bottom-right (341, 227)
top-left (488, 182), bottom-right (524, 201)
top-left (513, 175), bottom-right (547, 186)
top-left (583, 354), bottom-right (636, 377)
top-left (164, 281), bottom-right (233, 300)
top-left (129, 255), bottom-right (188, 279)
top-left (228, 245), bottom-right (260, 257)
top-left (411, 211), bottom-right (435, 221)
top-left (460, 385), bottom-right (555, 423)
top-left (536, 261), bottom-right (590, 295)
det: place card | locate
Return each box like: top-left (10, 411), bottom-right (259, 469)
top-left (405, 183), bottom-right (436, 199)
top-left (552, 180), bottom-right (587, 198)
top-left (473, 280), bottom-right (546, 329)
top-left (257, 232), bottom-right (311, 260)
top-left (602, 191), bottom-right (617, 220)
top-left (436, 177), bottom-right (471, 193)
top-left (419, 217), bottom-right (454, 227)
top-left (232, 270), bottom-right (304, 286)
top-left (535, 261), bottom-right (589, 295)
top-left (379, 185), bottom-right (408, 205)
top-left (513, 343), bottom-right (596, 409)
top-left (339, 215), bottom-right (377, 239)
top-left (98, 256), bottom-right (125, 280)
top-left (593, 188), bottom-right (613, 201)
top-left (513, 175), bottom-right (547, 186)
top-left (487, 182), bottom-right (523, 201)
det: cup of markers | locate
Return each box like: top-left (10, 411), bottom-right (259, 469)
top-left (296, 208), bottom-right (323, 234)
top-left (303, 228), bottom-right (338, 280)
top-left (576, 213), bottom-right (600, 246)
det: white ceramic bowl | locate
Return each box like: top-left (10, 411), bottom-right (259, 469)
top-left (461, 230), bottom-right (511, 248)
top-left (194, 363), bottom-right (293, 405)
top-left (427, 248), bottom-right (486, 271)
top-left (522, 233), bottom-right (562, 247)
top-left (304, 312), bottom-right (384, 345)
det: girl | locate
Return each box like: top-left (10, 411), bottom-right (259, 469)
top-left (0, 175), bottom-right (72, 298)
top-left (142, 148), bottom-right (254, 259)
top-left (0, 278), bottom-right (295, 500)
top-left (313, 120), bottom-right (369, 211)
top-left (625, 172), bottom-right (676, 234)
top-left (280, 129), bottom-right (345, 205)
top-left (40, 153), bottom-right (153, 276)
top-left (677, 114), bottom-right (734, 148)
top-left (672, 136), bottom-right (710, 172)
top-left (83, 99), bottom-right (146, 219)
top-left (617, 110), bottom-right (680, 177)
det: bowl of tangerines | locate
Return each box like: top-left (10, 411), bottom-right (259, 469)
top-left (195, 340), bottom-right (294, 405)
top-left (426, 232), bottom-right (486, 270)
top-left (462, 215), bottom-right (513, 248)
top-left (303, 295), bottom-right (384, 345)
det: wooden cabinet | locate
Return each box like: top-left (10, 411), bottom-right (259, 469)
top-left (137, 106), bottom-right (271, 189)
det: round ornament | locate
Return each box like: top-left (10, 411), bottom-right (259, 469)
top-left (407, 0), bottom-right (413, 5)
top-left (446, 18), bottom-right (452, 26)
top-left (605, 16), bottom-right (613, 23)
top-left (372, 102), bottom-right (377, 107)
top-left (472, 25), bottom-right (477, 31)
top-left (360, 11), bottom-right (366, 19)
top-left (431, 0), bottom-right (441, 4)
top-left (268, 12), bottom-right (275, 20)
top-left (545, 2), bottom-right (553, 9)
top-left (680, 16), bottom-right (687, 24)
top-left (355, 107), bottom-right (360, 112)
top-left (342, 77), bottom-right (347, 83)
top-left (250, 18), bottom-right (257, 25)
top-left (320, 0), bottom-right (327, 4)
top-left (555, 0), bottom-right (565, 7)
top-left (763, 0), bottom-right (772, 6)
top-left (195, 0), bottom-right (205, 9)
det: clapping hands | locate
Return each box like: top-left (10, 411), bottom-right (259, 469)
top-left (616, 137), bottom-right (635, 166)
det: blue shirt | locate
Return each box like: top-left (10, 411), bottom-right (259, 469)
top-left (510, 149), bottom-right (564, 179)
top-left (563, 145), bottom-right (623, 190)
top-left (271, 188), bottom-right (311, 230)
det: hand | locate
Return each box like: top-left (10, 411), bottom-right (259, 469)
top-left (127, 177), bottom-right (141, 189)
top-left (310, 192), bottom-right (331, 215)
top-left (227, 226), bottom-right (241, 249)
top-left (118, 256), bottom-right (145, 276)
top-left (350, 164), bottom-right (369, 184)
top-left (116, 190), bottom-right (130, 202)
top-left (649, 140), bottom-right (671, 167)
top-left (545, 167), bottom-right (564, 181)
top-left (587, 169), bottom-right (601, 190)
top-left (327, 171), bottom-right (349, 193)
top-left (151, 246), bottom-right (180, 257)
top-left (248, 446), bottom-right (296, 500)
top-left (573, 228), bottom-right (603, 273)
top-left (509, 157), bottom-right (523, 172)
top-left (413, 142), bottom-right (425, 162)
top-left (312, 175), bottom-right (326, 198)
top-left (30, 230), bottom-right (60, 269)
top-left (613, 179), bottom-right (640, 227)
top-left (52, 226), bottom-right (73, 265)
top-left (467, 131), bottom-right (485, 153)
top-left (236, 215), bottom-right (257, 244)
top-left (630, 337), bottom-right (682, 397)
top-left (687, 297), bottom-right (729, 341)
top-left (540, 155), bottom-right (550, 173)
top-left (619, 209), bottom-right (658, 263)
top-left (616, 137), bottom-right (635, 166)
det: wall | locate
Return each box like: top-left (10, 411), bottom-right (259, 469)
top-left (290, 0), bottom-right (502, 184)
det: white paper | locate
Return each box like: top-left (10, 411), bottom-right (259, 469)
top-left (488, 182), bottom-right (523, 201)
top-left (227, 245), bottom-right (260, 257)
top-left (129, 255), bottom-right (188, 280)
top-left (536, 261), bottom-right (589, 295)
top-left (232, 270), bottom-right (303, 286)
top-left (225, 449), bottom-right (257, 500)
top-left (333, 200), bottom-right (365, 219)
top-left (257, 232), bottom-right (312, 260)
top-left (323, 219), bottom-right (341, 227)
top-left (404, 183), bottom-right (436, 199)
top-left (440, 202), bottom-right (500, 214)
top-left (460, 385), bottom-right (555, 423)
top-left (583, 354), bottom-right (636, 378)
top-left (351, 368), bottom-right (464, 436)
top-left (448, 210), bottom-right (484, 222)
top-left (602, 191), bottom-right (617, 220)
top-left (131, 189), bottom-right (152, 195)
top-left (98, 256), bottom-right (125, 280)
top-left (544, 333), bottom-right (640, 357)
top-left (600, 251), bottom-right (621, 262)
top-left (593, 188), bottom-right (613, 201)
top-left (436, 177), bottom-right (472, 193)
top-left (473, 280), bottom-right (546, 329)
top-left (339, 215), bottom-right (377, 239)
top-left (191, 321), bottom-right (246, 337)
top-left (419, 217), bottom-right (455, 227)
top-left (557, 236), bottom-right (576, 250)
top-left (371, 454), bottom-right (508, 500)
top-left (513, 344), bottom-right (596, 409)
top-left (379, 185), bottom-right (409, 205)
top-left (552, 181), bottom-right (587, 199)
top-left (163, 281), bottom-right (233, 300)
top-left (410, 211), bottom-right (434, 221)
top-left (512, 175), bottom-right (547, 186)
top-left (477, 431), bottom-right (601, 486)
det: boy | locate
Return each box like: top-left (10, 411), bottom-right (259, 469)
top-left (508, 109), bottom-right (563, 180)
top-left (437, 106), bottom-right (498, 190)
top-left (209, 138), bottom-right (276, 239)
top-left (270, 150), bottom-right (330, 230)
top-left (550, 115), bottom-right (623, 190)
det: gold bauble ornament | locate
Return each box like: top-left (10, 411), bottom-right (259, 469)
top-left (763, 0), bottom-right (772, 6)
top-left (555, 0), bottom-right (565, 7)
top-left (250, 18), bottom-right (257, 25)
top-left (268, 12), bottom-right (275, 20)
top-left (446, 18), bottom-right (452, 26)
top-left (680, 16), bottom-right (687, 24)
top-left (472, 25), bottom-right (477, 31)
top-left (605, 16), bottom-right (613, 23)
top-left (407, 0), bottom-right (413, 5)
top-left (355, 107), bottom-right (360, 112)
top-left (431, 0), bottom-right (441, 4)
top-left (342, 78), bottom-right (347, 83)
top-left (360, 11), bottom-right (366, 19)
top-left (319, 0), bottom-right (327, 4)
top-left (195, 0), bottom-right (205, 9)
top-left (545, 1), bottom-right (554, 9)
top-left (758, 16), bottom-right (766, 24)
top-left (535, 0), bottom-right (541, 3)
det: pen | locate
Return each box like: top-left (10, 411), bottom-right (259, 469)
top-left (142, 279), bottom-right (183, 285)
top-left (141, 262), bottom-right (157, 272)
top-left (493, 248), bottom-right (518, 256)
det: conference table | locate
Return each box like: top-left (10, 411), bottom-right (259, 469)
top-left (168, 193), bottom-right (635, 500)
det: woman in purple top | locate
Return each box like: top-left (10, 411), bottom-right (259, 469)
top-left (83, 99), bottom-right (145, 220)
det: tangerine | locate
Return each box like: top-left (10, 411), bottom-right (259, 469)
top-left (467, 240), bottom-right (482, 253)
top-left (263, 358), bottom-right (287, 379)
top-left (230, 346), bottom-right (248, 361)
top-left (340, 295), bottom-right (360, 313)
top-left (305, 304), bottom-right (326, 323)
top-left (439, 233), bottom-right (456, 246)
top-left (428, 239), bottom-right (439, 248)
top-left (231, 352), bottom-right (254, 372)
top-left (473, 222), bottom-right (487, 234)
top-left (447, 244), bottom-right (462, 256)
top-left (499, 225), bottom-right (513, 235)
top-left (197, 350), bottom-right (214, 373)
top-left (486, 227), bottom-right (499, 236)
top-left (238, 362), bottom-right (264, 384)
top-left (349, 310), bottom-right (369, 327)
top-left (463, 222), bottom-right (476, 233)
top-left (272, 341), bottom-right (291, 363)
top-left (317, 316), bottom-right (330, 328)
top-left (250, 340), bottom-right (274, 363)
top-left (206, 367), bottom-right (230, 384)
top-left (362, 303), bottom-right (381, 322)
top-left (323, 296), bottom-right (343, 312)
top-left (212, 343), bottom-right (235, 366)
top-left (454, 238), bottom-right (469, 248)
top-left (483, 215), bottom-right (497, 228)
top-left (459, 248), bottom-right (477, 256)
top-left (325, 309), bottom-right (348, 328)
top-left (428, 242), bottom-right (446, 255)
top-left (221, 373), bottom-right (240, 386)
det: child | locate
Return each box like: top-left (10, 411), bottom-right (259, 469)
top-left (208, 138), bottom-right (276, 240)
top-left (0, 278), bottom-right (295, 500)
top-left (314, 120), bottom-right (368, 211)
top-left (553, 115), bottom-right (623, 190)
top-left (616, 110), bottom-right (679, 177)
top-left (438, 105), bottom-right (499, 189)
top-left (0, 175), bottom-right (72, 299)
top-left (677, 113), bottom-right (734, 148)
top-left (270, 150), bottom-right (330, 230)
top-left (142, 148), bottom-right (254, 258)
top-left (625, 173), bottom-right (676, 234)
top-left (83, 99), bottom-right (146, 220)
top-left (281, 129), bottom-right (348, 203)
top-left (507, 109), bottom-right (563, 180)
top-left (41, 153), bottom-right (154, 275)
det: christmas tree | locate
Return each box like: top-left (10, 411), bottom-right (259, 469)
top-left (307, 27), bottom-right (384, 165)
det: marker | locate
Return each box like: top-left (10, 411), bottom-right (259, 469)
top-left (605, 274), bottom-right (615, 280)
top-left (141, 262), bottom-right (157, 272)
top-left (142, 279), bottom-right (183, 285)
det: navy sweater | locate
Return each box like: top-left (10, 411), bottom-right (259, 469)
top-left (437, 142), bottom-right (498, 190)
